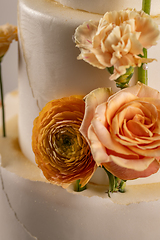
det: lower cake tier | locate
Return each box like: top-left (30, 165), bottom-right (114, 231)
top-left (1, 92), bottom-right (160, 240)
top-left (1, 163), bottom-right (160, 240)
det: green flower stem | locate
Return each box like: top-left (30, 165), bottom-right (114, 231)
top-left (102, 166), bottom-right (126, 197)
top-left (75, 179), bottom-right (87, 192)
top-left (138, 48), bottom-right (148, 85)
top-left (0, 60), bottom-right (6, 137)
top-left (138, 0), bottom-right (151, 85)
top-left (142, 0), bottom-right (151, 14)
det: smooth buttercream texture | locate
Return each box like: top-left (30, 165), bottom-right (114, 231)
top-left (1, 164), bottom-right (160, 240)
top-left (55, 0), bottom-right (160, 15)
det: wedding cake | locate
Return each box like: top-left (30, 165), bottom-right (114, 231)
top-left (1, 0), bottom-right (160, 239)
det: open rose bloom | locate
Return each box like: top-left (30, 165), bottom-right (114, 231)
top-left (32, 96), bottom-right (96, 188)
top-left (74, 9), bottom-right (159, 80)
top-left (80, 82), bottom-right (160, 180)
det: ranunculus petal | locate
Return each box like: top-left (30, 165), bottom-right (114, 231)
top-left (32, 96), bottom-right (97, 188)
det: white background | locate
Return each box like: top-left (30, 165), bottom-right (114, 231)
top-left (0, 0), bottom-right (18, 94)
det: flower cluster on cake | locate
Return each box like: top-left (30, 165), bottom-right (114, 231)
top-left (31, 0), bottom-right (160, 195)
top-left (1, 0), bottom-right (160, 196)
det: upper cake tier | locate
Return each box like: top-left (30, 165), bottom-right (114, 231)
top-left (55, 0), bottom-right (160, 15)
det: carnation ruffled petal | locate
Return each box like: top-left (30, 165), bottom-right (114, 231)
top-left (74, 20), bottom-right (98, 48)
top-left (135, 14), bottom-right (160, 48)
top-left (74, 9), bottom-right (160, 80)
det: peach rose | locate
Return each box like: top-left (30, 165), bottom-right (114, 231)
top-left (0, 23), bottom-right (18, 58)
top-left (32, 96), bottom-right (96, 188)
top-left (80, 82), bottom-right (160, 180)
top-left (74, 9), bottom-right (159, 80)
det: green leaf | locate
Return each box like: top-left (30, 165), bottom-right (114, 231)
top-left (107, 66), bottom-right (114, 75)
top-left (115, 66), bottom-right (134, 89)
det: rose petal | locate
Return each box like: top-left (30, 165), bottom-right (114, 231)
top-left (136, 82), bottom-right (160, 99)
top-left (106, 91), bottom-right (138, 125)
top-left (88, 125), bottom-right (108, 166)
top-left (90, 118), bottom-right (138, 160)
top-left (103, 156), bottom-right (159, 180)
top-left (80, 88), bottom-right (112, 140)
top-left (127, 120), bottom-right (153, 137)
top-left (129, 144), bottom-right (160, 158)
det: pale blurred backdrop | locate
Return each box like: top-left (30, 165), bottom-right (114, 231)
top-left (0, 0), bottom-right (18, 95)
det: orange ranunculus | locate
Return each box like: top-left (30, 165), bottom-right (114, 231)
top-left (0, 23), bottom-right (18, 58)
top-left (32, 95), bottom-right (96, 188)
top-left (74, 9), bottom-right (160, 80)
top-left (80, 82), bottom-right (160, 180)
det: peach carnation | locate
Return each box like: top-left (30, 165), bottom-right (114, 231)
top-left (80, 82), bottom-right (160, 180)
top-left (0, 23), bottom-right (18, 58)
top-left (74, 9), bottom-right (160, 80)
top-left (32, 96), bottom-right (96, 188)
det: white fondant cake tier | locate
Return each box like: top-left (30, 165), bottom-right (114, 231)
top-left (18, 0), bottom-right (160, 163)
top-left (55, 0), bottom-right (160, 15)
top-left (1, 92), bottom-right (160, 240)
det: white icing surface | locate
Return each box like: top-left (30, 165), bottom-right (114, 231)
top-left (1, 164), bottom-right (160, 240)
top-left (1, 1), bottom-right (160, 238)
top-left (55, 0), bottom-right (160, 15)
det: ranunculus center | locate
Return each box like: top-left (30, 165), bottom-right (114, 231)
top-left (52, 126), bottom-right (82, 158)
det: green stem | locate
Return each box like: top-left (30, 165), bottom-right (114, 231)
top-left (142, 0), bottom-right (151, 14)
top-left (138, 0), bottom-right (151, 85)
top-left (138, 48), bottom-right (148, 85)
top-left (0, 60), bottom-right (6, 137)
top-left (102, 166), bottom-right (126, 197)
top-left (75, 179), bottom-right (87, 192)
